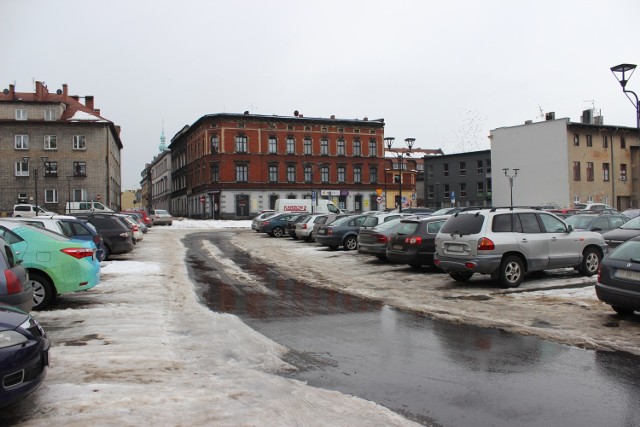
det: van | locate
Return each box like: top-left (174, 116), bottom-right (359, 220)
top-left (12, 204), bottom-right (55, 218)
top-left (65, 201), bottom-right (114, 214)
top-left (273, 199), bottom-right (343, 214)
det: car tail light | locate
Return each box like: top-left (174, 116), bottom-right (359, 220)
top-left (4, 270), bottom-right (23, 295)
top-left (61, 247), bottom-right (96, 259)
top-left (93, 235), bottom-right (102, 245)
top-left (597, 266), bottom-right (602, 282)
top-left (302, 224), bottom-right (308, 229)
top-left (405, 236), bottom-right (422, 245)
top-left (376, 235), bottom-right (388, 243)
top-left (434, 259), bottom-right (441, 266)
top-left (477, 237), bottom-right (495, 250)
top-left (132, 225), bottom-right (139, 232)
top-left (327, 228), bottom-right (333, 235)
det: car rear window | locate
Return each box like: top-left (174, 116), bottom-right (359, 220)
top-left (362, 217), bottom-right (380, 227)
top-left (396, 222), bottom-right (420, 235)
top-left (440, 213), bottom-right (485, 235)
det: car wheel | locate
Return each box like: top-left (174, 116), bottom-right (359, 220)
top-left (103, 244), bottom-right (111, 260)
top-left (30, 272), bottom-right (55, 310)
top-left (499, 255), bottom-right (524, 288)
top-left (449, 271), bottom-right (473, 282)
top-left (271, 226), bottom-right (284, 237)
top-left (611, 305), bottom-right (634, 316)
top-left (343, 236), bottom-right (358, 251)
top-left (579, 247), bottom-right (601, 276)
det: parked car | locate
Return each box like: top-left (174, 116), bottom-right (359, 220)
top-left (0, 236), bottom-right (32, 312)
top-left (149, 209), bottom-right (173, 226)
top-left (386, 215), bottom-right (450, 268)
top-left (117, 214), bottom-right (143, 243)
top-left (121, 212), bottom-right (148, 233)
top-left (357, 217), bottom-right (406, 260)
top-left (74, 213), bottom-right (135, 259)
top-left (622, 208), bottom-right (640, 219)
top-left (12, 204), bottom-right (55, 218)
top-left (251, 211), bottom-right (276, 231)
top-left (2, 216), bottom-right (107, 262)
top-left (574, 202), bottom-right (618, 213)
top-left (596, 236), bottom-right (640, 315)
top-left (287, 214), bottom-right (308, 239)
top-left (0, 221), bottom-right (100, 310)
top-left (360, 212), bottom-right (412, 230)
top-left (256, 213), bottom-right (300, 237)
top-left (123, 209), bottom-right (153, 228)
top-left (389, 207), bottom-right (434, 215)
top-left (295, 214), bottom-right (328, 242)
top-left (434, 208), bottom-right (607, 288)
top-left (310, 214), bottom-right (351, 242)
top-left (315, 214), bottom-right (369, 250)
top-left (601, 216), bottom-right (640, 249)
top-left (564, 214), bottom-right (629, 234)
top-left (0, 304), bottom-right (50, 408)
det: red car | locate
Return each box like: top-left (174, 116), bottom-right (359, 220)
top-left (123, 209), bottom-right (152, 227)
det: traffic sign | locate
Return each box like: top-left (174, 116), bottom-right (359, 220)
top-left (376, 196), bottom-right (383, 203)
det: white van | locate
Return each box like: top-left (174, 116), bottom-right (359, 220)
top-left (273, 199), bottom-right (343, 214)
top-left (12, 204), bottom-right (56, 217)
top-left (65, 201), bottom-right (114, 214)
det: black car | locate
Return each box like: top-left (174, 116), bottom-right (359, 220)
top-left (386, 215), bottom-right (449, 267)
top-left (0, 304), bottom-right (50, 408)
top-left (596, 236), bottom-right (640, 315)
top-left (357, 217), bottom-right (406, 260)
top-left (74, 213), bottom-right (135, 259)
top-left (256, 213), bottom-right (300, 237)
top-left (564, 214), bottom-right (628, 234)
top-left (601, 216), bottom-right (640, 249)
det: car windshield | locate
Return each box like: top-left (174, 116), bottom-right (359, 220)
top-left (608, 240), bottom-right (640, 262)
top-left (432, 208), bottom-right (456, 216)
top-left (564, 215), bottom-right (596, 229)
top-left (620, 216), bottom-right (640, 230)
top-left (156, 210), bottom-right (169, 215)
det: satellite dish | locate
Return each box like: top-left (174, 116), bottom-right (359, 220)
top-left (2, 89), bottom-right (8, 95)
top-left (56, 89), bottom-right (62, 95)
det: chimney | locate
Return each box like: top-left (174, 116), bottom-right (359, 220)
top-left (85, 95), bottom-right (94, 111)
top-left (9, 84), bottom-right (15, 99)
top-left (35, 81), bottom-right (45, 100)
top-left (62, 84), bottom-right (68, 101)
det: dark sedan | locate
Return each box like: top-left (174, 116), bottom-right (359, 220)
top-left (357, 217), bottom-right (406, 260)
top-left (386, 215), bottom-right (449, 268)
top-left (0, 304), bottom-right (50, 408)
top-left (315, 214), bottom-right (368, 250)
top-left (596, 236), bottom-right (640, 315)
top-left (256, 213), bottom-right (300, 237)
top-left (564, 214), bottom-right (628, 234)
top-left (601, 216), bottom-right (640, 249)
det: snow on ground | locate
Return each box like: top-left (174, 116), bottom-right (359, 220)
top-left (9, 220), bottom-right (417, 426)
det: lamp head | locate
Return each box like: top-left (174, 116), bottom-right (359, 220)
top-left (611, 63), bottom-right (637, 89)
top-left (405, 138), bottom-right (416, 150)
top-left (384, 137), bottom-right (395, 150)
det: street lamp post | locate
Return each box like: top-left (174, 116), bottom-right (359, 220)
top-left (23, 156), bottom-right (48, 216)
top-left (503, 168), bottom-right (519, 209)
top-left (385, 137), bottom-right (416, 213)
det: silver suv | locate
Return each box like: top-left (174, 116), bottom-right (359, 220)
top-left (434, 208), bottom-right (608, 288)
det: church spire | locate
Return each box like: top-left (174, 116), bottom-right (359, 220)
top-left (159, 121), bottom-right (167, 152)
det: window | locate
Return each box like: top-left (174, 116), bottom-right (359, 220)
top-left (44, 135), bottom-right (57, 150)
top-left (486, 159), bottom-right (491, 173)
top-left (15, 134), bottom-right (29, 149)
top-left (603, 163), bottom-right (610, 181)
top-left (477, 181), bottom-right (484, 196)
top-left (337, 166), bottom-right (346, 183)
top-left (443, 184), bottom-right (450, 198)
top-left (268, 137), bottom-right (277, 154)
top-left (286, 165), bottom-right (296, 182)
top-left (586, 135), bottom-right (593, 147)
top-left (426, 164), bottom-right (434, 178)
top-left (320, 166), bottom-right (329, 183)
top-left (353, 139), bottom-right (361, 156)
top-left (15, 109), bottom-right (27, 120)
top-left (603, 136), bottom-right (609, 149)
top-left (286, 137), bottom-right (295, 154)
top-left (369, 139), bottom-right (377, 157)
top-left (320, 138), bottom-right (329, 155)
top-left (15, 159), bottom-right (29, 177)
top-left (73, 161), bottom-right (87, 177)
top-left (337, 139), bottom-right (345, 156)
top-left (443, 163), bottom-right (449, 177)
top-left (477, 160), bottom-right (484, 174)
top-left (268, 165), bottom-right (278, 183)
top-left (352, 166), bottom-right (362, 183)
top-left (44, 109), bottom-right (55, 121)
top-left (304, 165), bottom-right (313, 183)
top-left (620, 164), bottom-right (627, 181)
top-left (427, 185), bottom-right (435, 199)
top-left (539, 213), bottom-right (567, 233)
top-left (235, 135), bottom-right (248, 153)
top-left (370, 166), bottom-right (378, 184)
top-left (621, 136), bottom-right (626, 149)
top-left (519, 213), bottom-right (543, 233)
top-left (235, 164), bottom-right (248, 182)
top-left (459, 161), bottom-right (466, 176)
top-left (303, 138), bottom-right (312, 155)
top-left (73, 189), bottom-right (87, 201)
top-left (73, 135), bottom-right (86, 150)
top-left (44, 189), bottom-right (58, 203)
top-left (460, 183), bottom-right (467, 197)
top-left (44, 161), bottom-right (58, 177)
top-left (211, 163), bottom-right (219, 182)
top-left (586, 162), bottom-right (594, 181)
top-left (573, 134), bottom-right (580, 146)
top-left (573, 161), bottom-right (581, 181)
top-left (210, 135), bottom-right (219, 153)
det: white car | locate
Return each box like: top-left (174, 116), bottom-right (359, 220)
top-left (150, 209), bottom-right (173, 226)
top-left (12, 204), bottom-right (56, 218)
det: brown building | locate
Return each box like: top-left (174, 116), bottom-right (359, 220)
top-left (168, 112), bottom-right (387, 218)
top-left (0, 81), bottom-right (123, 214)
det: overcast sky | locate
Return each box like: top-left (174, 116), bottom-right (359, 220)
top-left (2, 0), bottom-right (640, 189)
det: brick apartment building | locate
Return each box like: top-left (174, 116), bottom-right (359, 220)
top-left (0, 81), bottom-right (123, 214)
top-left (168, 112), bottom-right (388, 219)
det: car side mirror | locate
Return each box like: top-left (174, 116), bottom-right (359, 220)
top-left (592, 227), bottom-right (601, 232)
top-left (567, 225), bottom-right (574, 232)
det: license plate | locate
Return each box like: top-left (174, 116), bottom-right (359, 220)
top-left (447, 244), bottom-right (464, 253)
top-left (392, 244), bottom-right (404, 251)
top-left (614, 269), bottom-right (640, 282)
top-left (318, 230), bottom-right (326, 235)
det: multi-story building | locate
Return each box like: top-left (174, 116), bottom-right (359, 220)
top-left (168, 112), bottom-right (386, 219)
top-left (384, 148), bottom-right (443, 209)
top-left (490, 111), bottom-right (639, 210)
top-left (423, 150), bottom-right (493, 209)
top-left (149, 128), bottom-right (172, 211)
top-left (0, 81), bottom-right (122, 214)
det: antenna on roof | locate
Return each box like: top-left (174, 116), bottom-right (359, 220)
top-left (538, 105), bottom-right (544, 119)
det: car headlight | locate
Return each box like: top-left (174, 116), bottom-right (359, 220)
top-left (0, 330), bottom-right (28, 348)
